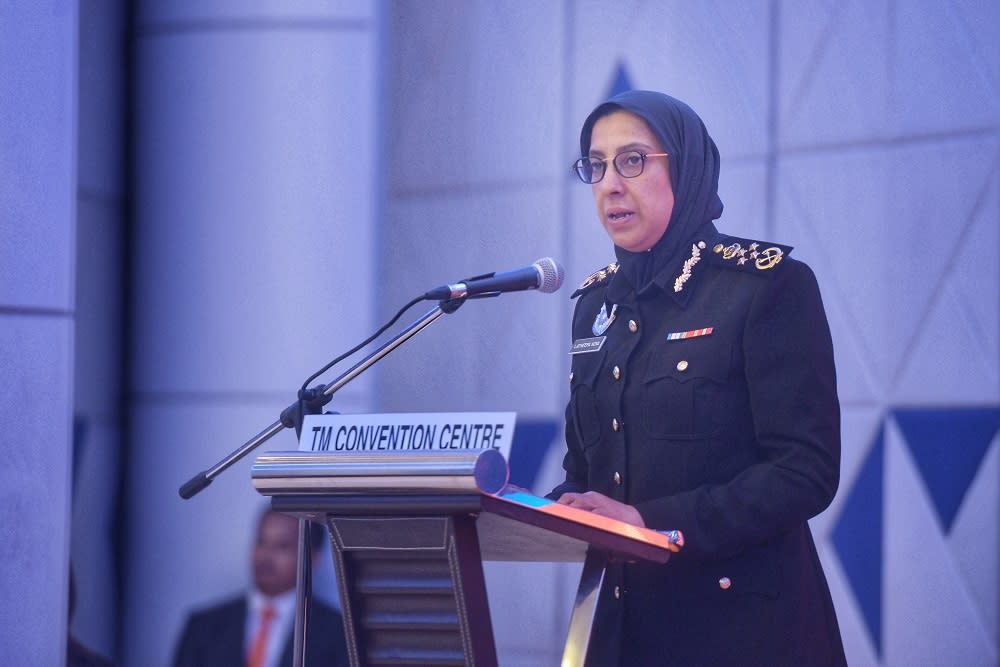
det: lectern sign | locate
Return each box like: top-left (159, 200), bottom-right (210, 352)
top-left (298, 412), bottom-right (516, 461)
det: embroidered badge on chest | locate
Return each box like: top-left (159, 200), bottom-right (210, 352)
top-left (592, 303), bottom-right (618, 336)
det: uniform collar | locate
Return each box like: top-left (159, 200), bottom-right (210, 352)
top-left (606, 223), bottom-right (719, 308)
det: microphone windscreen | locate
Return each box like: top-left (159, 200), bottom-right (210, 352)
top-left (535, 257), bottom-right (565, 293)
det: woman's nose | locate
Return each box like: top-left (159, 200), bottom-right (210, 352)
top-left (597, 167), bottom-right (625, 195)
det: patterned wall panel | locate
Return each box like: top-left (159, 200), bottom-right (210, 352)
top-left (772, 1), bottom-right (1000, 664)
top-left (779, 1), bottom-right (892, 148)
top-left (572, 0), bottom-right (771, 159)
top-left (890, 139), bottom-right (1000, 402)
top-left (882, 413), bottom-right (998, 664)
top-left (893, 0), bottom-right (1000, 135)
top-left (563, 2), bottom-right (999, 666)
top-left (776, 149), bottom-right (894, 404)
top-left (832, 423), bottom-right (884, 655)
top-left (719, 162), bottom-right (771, 255)
top-left (949, 430), bottom-right (1000, 654)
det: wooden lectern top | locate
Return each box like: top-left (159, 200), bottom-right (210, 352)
top-left (477, 490), bottom-right (682, 564)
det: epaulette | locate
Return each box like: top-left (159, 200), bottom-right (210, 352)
top-left (570, 262), bottom-right (618, 299)
top-left (706, 234), bottom-right (793, 274)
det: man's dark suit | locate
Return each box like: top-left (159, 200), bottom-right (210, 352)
top-left (173, 596), bottom-right (348, 667)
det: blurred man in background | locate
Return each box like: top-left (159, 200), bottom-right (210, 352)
top-left (173, 510), bottom-right (348, 667)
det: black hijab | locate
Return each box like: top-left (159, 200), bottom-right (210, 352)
top-left (579, 90), bottom-right (724, 292)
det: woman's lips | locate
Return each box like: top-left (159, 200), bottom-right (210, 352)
top-left (606, 209), bottom-right (635, 225)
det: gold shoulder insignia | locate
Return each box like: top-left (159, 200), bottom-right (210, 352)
top-left (571, 262), bottom-right (618, 298)
top-left (710, 237), bottom-right (793, 273)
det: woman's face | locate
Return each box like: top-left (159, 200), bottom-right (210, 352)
top-left (589, 110), bottom-right (674, 252)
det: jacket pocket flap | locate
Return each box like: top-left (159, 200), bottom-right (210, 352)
top-left (644, 344), bottom-right (731, 384)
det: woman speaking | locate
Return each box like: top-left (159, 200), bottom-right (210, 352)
top-left (549, 90), bottom-right (846, 666)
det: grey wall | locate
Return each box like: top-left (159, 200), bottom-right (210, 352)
top-left (0, 1), bottom-right (77, 664)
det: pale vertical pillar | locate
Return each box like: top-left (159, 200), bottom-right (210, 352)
top-left (72, 0), bottom-right (127, 658)
top-left (0, 1), bottom-right (78, 665)
top-left (127, 2), bottom-right (380, 664)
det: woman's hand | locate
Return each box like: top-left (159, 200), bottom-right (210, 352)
top-left (501, 482), bottom-right (533, 496)
top-left (556, 491), bottom-right (645, 527)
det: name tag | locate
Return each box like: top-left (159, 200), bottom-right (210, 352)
top-left (570, 336), bottom-right (606, 354)
top-left (299, 412), bottom-right (515, 460)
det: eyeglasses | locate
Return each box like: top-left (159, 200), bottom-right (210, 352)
top-left (572, 150), bottom-right (669, 184)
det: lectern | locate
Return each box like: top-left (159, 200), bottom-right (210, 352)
top-left (252, 448), bottom-right (683, 667)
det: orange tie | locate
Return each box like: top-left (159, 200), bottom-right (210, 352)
top-left (247, 604), bottom-right (276, 667)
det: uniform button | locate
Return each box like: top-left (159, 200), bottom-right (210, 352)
top-left (719, 577), bottom-right (732, 590)
top-left (613, 471), bottom-right (622, 485)
top-left (614, 585), bottom-right (621, 599)
top-left (676, 360), bottom-right (689, 372)
top-left (611, 418), bottom-right (621, 432)
top-left (569, 371), bottom-right (574, 383)
top-left (612, 366), bottom-right (621, 380)
top-left (628, 320), bottom-right (638, 333)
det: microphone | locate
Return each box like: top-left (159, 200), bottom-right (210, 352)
top-left (424, 257), bottom-right (565, 301)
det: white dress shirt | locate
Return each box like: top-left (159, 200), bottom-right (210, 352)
top-left (245, 588), bottom-right (297, 667)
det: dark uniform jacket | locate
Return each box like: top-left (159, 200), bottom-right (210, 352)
top-left (173, 595), bottom-right (348, 667)
top-left (551, 223), bottom-right (846, 666)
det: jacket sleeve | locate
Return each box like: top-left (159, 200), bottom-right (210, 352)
top-left (633, 259), bottom-right (841, 560)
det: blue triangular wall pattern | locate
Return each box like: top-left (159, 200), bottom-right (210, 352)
top-left (832, 424), bottom-right (884, 656)
top-left (508, 419), bottom-right (560, 490)
top-left (606, 62), bottom-right (633, 98)
top-left (895, 407), bottom-right (1000, 534)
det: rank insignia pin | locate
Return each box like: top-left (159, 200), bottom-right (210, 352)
top-left (754, 247), bottom-right (784, 270)
top-left (674, 241), bottom-right (706, 292)
top-left (592, 303), bottom-right (618, 336)
top-left (713, 239), bottom-right (788, 272)
top-left (577, 262), bottom-right (619, 291)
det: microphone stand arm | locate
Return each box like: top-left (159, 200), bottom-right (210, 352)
top-left (314, 297), bottom-right (461, 402)
top-left (178, 300), bottom-right (463, 500)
